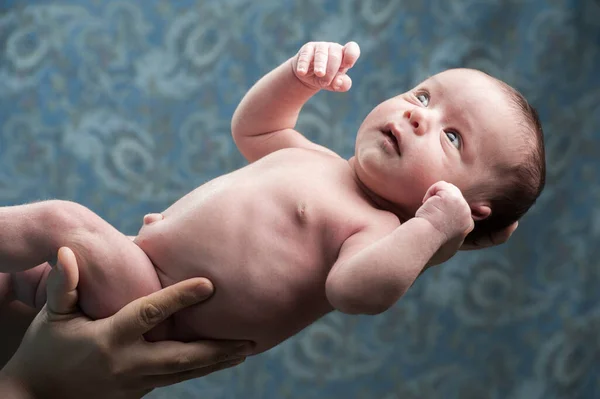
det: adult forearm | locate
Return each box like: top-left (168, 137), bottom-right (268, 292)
top-left (0, 371), bottom-right (35, 399)
top-left (231, 59), bottom-right (319, 139)
top-left (0, 201), bottom-right (90, 273)
top-left (0, 301), bottom-right (37, 369)
top-left (327, 218), bottom-right (446, 315)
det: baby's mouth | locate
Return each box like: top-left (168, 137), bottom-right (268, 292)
top-left (382, 127), bottom-right (401, 155)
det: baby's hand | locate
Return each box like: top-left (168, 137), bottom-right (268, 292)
top-left (416, 181), bottom-right (474, 243)
top-left (291, 41), bottom-right (360, 92)
top-left (416, 182), bottom-right (474, 266)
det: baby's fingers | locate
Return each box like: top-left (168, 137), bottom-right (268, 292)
top-left (320, 44), bottom-right (344, 87)
top-left (313, 42), bottom-right (330, 77)
top-left (422, 182), bottom-right (443, 203)
top-left (331, 73), bottom-right (352, 92)
top-left (340, 41), bottom-right (361, 74)
top-left (296, 43), bottom-right (315, 76)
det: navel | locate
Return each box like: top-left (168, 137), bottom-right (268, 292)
top-left (295, 201), bottom-right (308, 224)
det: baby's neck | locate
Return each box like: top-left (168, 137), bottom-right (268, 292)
top-left (347, 157), bottom-right (412, 223)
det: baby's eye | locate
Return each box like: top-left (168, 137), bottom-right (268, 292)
top-left (445, 131), bottom-right (461, 149)
top-left (416, 92), bottom-right (429, 107)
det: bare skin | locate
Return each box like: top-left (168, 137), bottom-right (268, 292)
top-left (5, 41), bottom-right (520, 356)
top-left (135, 148), bottom-right (440, 353)
top-left (1, 248), bottom-right (250, 399)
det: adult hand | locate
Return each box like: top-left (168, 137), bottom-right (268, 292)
top-left (460, 221), bottom-right (519, 251)
top-left (0, 247), bottom-right (252, 399)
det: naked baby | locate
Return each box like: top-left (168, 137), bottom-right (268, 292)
top-left (5, 41), bottom-right (545, 355)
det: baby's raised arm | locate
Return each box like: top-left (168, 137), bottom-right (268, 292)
top-left (231, 41), bottom-right (360, 162)
top-left (326, 182), bottom-right (474, 315)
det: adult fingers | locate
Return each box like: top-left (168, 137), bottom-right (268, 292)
top-left (109, 278), bottom-right (214, 339)
top-left (46, 247), bottom-right (80, 315)
top-left (143, 357), bottom-right (246, 389)
top-left (461, 221), bottom-right (518, 250)
top-left (134, 339), bottom-right (255, 375)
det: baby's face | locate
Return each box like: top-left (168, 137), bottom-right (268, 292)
top-left (353, 68), bottom-right (523, 217)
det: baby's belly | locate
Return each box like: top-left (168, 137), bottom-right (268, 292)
top-left (134, 190), bottom-right (335, 353)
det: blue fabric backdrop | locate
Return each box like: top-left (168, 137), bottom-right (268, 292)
top-left (1, 0), bottom-right (600, 398)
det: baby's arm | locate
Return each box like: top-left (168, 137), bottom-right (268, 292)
top-left (231, 41), bottom-right (360, 162)
top-left (326, 182), bottom-right (474, 315)
top-left (326, 218), bottom-right (445, 315)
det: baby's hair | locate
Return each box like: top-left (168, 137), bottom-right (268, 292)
top-left (465, 76), bottom-right (546, 243)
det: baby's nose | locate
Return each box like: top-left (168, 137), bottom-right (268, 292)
top-left (403, 109), bottom-right (427, 135)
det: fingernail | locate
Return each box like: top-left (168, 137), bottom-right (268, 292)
top-left (334, 78), bottom-right (342, 88)
top-left (54, 257), bottom-right (62, 273)
top-left (235, 342), bottom-right (255, 356)
top-left (297, 66), bottom-right (306, 73)
top-left (228, 357), bottom-right (246, 365)
top-left (195, 281), bottom-right (214, 298)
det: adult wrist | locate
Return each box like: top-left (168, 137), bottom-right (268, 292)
top-left (0, 369), bottom-right (37, 399)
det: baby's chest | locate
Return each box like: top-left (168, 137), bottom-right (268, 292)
top-left (279, 182), bottom-right (378, 248)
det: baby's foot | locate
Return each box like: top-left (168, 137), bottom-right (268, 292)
top-left (143, 213), bottom-right (164, 225)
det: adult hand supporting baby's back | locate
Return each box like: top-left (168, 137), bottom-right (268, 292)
top-left (0, 247), bottom-right (252, 399)
top-left (459, 221), bottom-right (518, 251)
top-left (424, 220), bottom-right (517, 268)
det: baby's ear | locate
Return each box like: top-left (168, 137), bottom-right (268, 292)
top-left (471, 202), bottom-right (491, 221)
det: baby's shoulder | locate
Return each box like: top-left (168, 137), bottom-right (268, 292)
top-left (351, 208), bottom-right (401, 240)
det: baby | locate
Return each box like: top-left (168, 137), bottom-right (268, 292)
top-left (5, 41), bottom-right (545, 354)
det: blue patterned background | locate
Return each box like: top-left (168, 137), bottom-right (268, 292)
top-left (1, 0), bottom-right (600, 398)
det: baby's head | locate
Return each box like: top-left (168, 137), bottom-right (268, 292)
top-left (353, 68), bottom-right (546, 241)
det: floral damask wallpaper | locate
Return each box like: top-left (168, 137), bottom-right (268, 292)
top-left (1, 0), bottom-right (599, 398)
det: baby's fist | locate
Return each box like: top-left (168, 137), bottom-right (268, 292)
top-left (291, 41), bottom-right (360, 92)
top-left (415, 181), bottom-right (474, 242)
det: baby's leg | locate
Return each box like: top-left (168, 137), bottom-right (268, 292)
top-left (10, 263), bottom-right (52, 310)
top-left (12, 207), bottom-right (163, 319)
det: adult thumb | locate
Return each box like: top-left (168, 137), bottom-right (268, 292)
top-left (46, 247), bottom-right (80, 315)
